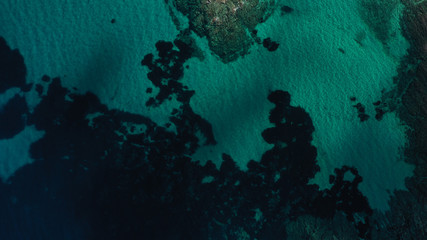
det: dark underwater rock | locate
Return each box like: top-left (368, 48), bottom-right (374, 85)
top-left (0, 37), bottom-right (27, 93)
top-left (263, 37), bottom-right (279, 52)
top-left (0, 36), bottom-right (374, 240)
top-left (281, 5), bottom-right (294, 13)
top-left (352, 102), bottom-right (370, 122)
top-left (374, 108), bottom-right (385, 120)
top-left (35, 84), bottom-right (43, 96)
top-left (41, 75), bottom-right (50, 82)
top-left (0, 94), bottom-right (28, 139)
top-left (358, 113), bottom-right (370, 122)
top-left (374, 3), bottom-right (427, 239)
top-left (141, 37), bottom-right (216, 147)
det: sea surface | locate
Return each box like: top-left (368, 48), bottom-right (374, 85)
top-left (0, 0), bottom-right (417, 239)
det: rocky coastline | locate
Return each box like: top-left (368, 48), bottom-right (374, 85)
top-left (371, 1), bottom-right (427, 238)
top-left (170, 0), bottom-right (276, 62)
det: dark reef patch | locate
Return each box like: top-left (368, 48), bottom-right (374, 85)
top-left (374, 2), bottom-right (427, 238)
top-left (370, 100), bottom-right (388, 121)
top-left (350, 98), bottom-right (389, 121)
top-left (35, 83), bottom-right (43, 96)
top-left (141, 38), bottom-right (216, 146)
top-left (141, 39), bottom-right (192, 107)
top-left (281, 5), bottom-right (294, 14)
top-left (0, 37), bottom-right (28, 93)
top-left (0, 36), bottom-right (373, 239)
top-left (352, 102), bottom-right (370, 122)
top-left (262, 37), bottom-right (280, 52)
top-left (313, 166), bottom-right (373, 239)
top-left (0, 94), bottom-right (28, 139)
top-left (41, 74), bottom-right (50, 82)
top-left (374, 107), bottom-right (386, 120)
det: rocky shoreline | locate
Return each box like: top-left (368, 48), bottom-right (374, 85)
top-left (371, 1), bottom-right (427, 238)
top-left (399, 0), bottom-right (427, 182)
top-left (170, 0), bottom-right (276, 62)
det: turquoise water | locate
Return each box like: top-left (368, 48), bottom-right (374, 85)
top-left (0, 0), bottom-right (414, 211)
top-left (0, 0), bottom-right (180, 177)
top-left (0, 1), bottom-right (418, 237)
top-left (187, 0), bottom-right (413, 211)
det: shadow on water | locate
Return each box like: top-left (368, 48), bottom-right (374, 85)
top-left (74, 36), bottom-right (126, 102)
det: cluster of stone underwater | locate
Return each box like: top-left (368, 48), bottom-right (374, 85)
top-left (171, 0), bottom-right (276, 62)
top-left (367, 1), bottom-right (427, 239)
top-left (0, 34), bottom-right (374, 239)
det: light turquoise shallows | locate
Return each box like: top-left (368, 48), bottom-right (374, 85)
top-left (0, 0), bottom-right (414, 211)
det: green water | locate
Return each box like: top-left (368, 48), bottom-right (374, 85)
top-left (0, 0), bottom-right (414, 211)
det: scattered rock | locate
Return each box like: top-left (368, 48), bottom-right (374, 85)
top-left (0, 37), bottom-right (27, 93)
top-left (281, 6), bottom-right (294, 14)
top-left (35, 84), bottom-right (43, 96)
top-left (262, 37), bottom-right (279, 52)
top-left (352, 102), bottom-right (370, 122)
top-left (41, 75), bottom-right (50, 82)
top-left (358, 113), bottom-right (370, 122)
top-left (0, 94), bottom-right (28, 139)
top-left (375, 108), bottom-right (385, 120)
top-left (0, 35), bottom-right (374, 240)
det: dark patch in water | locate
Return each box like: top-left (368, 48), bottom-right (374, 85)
top-left (353, 102), bottom-right (370, 122)
top-left (0, 37), bottom-right (28, 93)
top-left (141, 39), bottom-right (216, 146)
top-left (262, 37), bottom-right (280, 52)
top-left (0, 94), bottom-right (28, 139)
top-left (281, 6), bottom-right (294, 14)
top-left (0, 36), bottom-right (373, 239)
top-left (35, 84), bottom-right (43, 96)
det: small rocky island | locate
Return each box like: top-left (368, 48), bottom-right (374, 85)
top-left (170, 0), bottom-right (277, 62)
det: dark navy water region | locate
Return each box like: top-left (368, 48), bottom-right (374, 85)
top-left (1, 1), bottom-right (427, 239)
top-left (0, 35), bottom-right (375, 239)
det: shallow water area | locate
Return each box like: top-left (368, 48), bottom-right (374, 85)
top-left (0, 0), bottom-right (416, 228)
top-left (186, 0), bottom-right (414, 210)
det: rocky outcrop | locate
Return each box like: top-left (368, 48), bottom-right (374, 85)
top-left (398, 0), bottom-right (427, 188)
top-left (372, 1), bottom-right (427, 238)
top-left (170, 0), bottom-right (276, 62)
top-left (0, 37), bottom-right (29, 93)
